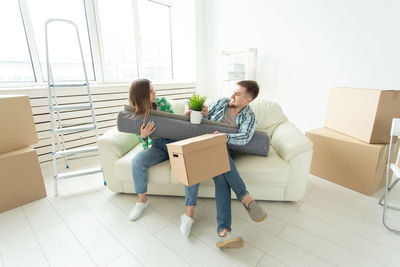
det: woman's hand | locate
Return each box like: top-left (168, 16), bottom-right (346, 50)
top-left (140, 121), bottom-right (155, 139)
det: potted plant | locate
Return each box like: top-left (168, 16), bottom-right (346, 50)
top-left (187, 93), bottom-right (207, 124)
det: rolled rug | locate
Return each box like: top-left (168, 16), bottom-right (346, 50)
top-left (117, 105), bottom-right (270, 156)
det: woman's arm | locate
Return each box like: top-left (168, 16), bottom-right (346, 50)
top-left (136, 121), bottom-right (155, 150)
top-left (156, 97), bottom-right (174, 113)
top-left (136, 97), bottom-right (173, 149)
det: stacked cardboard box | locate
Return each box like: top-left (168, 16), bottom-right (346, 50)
top-left (306, 88), bottom-right (400, 195)
top-left (0, 95), bottom-right (46, 213)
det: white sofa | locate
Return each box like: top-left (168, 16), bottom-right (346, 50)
top-left (97, 99), bottom-right (313, 201)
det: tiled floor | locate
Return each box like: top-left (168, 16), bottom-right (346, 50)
top-left (1, 156), bottom-right (400, 267)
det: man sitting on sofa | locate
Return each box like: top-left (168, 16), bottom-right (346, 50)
top-left (182, 80), bottom-right (267, 249)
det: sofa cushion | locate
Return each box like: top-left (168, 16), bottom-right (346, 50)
top-left (250, 99), bottom-right (288, 137)
top-left (115, 144), bottom-right (290, 189)
top-left (169, 99), bottom-right (186, 115)
top-left (234, 146), bottom-right (290, 185)
top-left (114, 144), bottom-right (171, 184)
top-left (187, 146), bottom-right (290, 186)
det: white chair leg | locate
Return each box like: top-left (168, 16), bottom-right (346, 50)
top-left (382, 196), bottom-right (400, 234)
top-left (379, 177), bottom-right (400, 211)
top-left (379, 137), bottom-right (400, 234)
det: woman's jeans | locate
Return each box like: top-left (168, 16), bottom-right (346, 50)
top-left (131, 138), bottom-right (199, 206)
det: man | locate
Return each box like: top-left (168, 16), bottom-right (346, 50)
top-left (181, 80), bottom-right (267, 248)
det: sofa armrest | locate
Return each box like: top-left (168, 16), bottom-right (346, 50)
top-left (97, 127), bottom-right (139, 158)
top-left (271, 121), bottom-right (313, 161)
top-left (97, 127), bottom-right (138, 187)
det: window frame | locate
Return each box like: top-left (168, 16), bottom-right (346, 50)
top-left (85, 0), bottom-right (105, 83)
top-left (0, 0), bottom-right (40, 84)
top-left (93, 0), bottom-right (174, 82)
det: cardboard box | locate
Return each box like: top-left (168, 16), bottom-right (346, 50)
top-left (306, 128), bottom-right (398, 195)
top-left (325, 87), bottom-right (400, 144)
top-left (167, 134), bottom-right (231, 186)
top-left (0, 147), bottom-right (46, 213)
top-left (0, 95), bottom-right (38, 154)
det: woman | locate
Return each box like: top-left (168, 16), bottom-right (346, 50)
top-left (128, 79), bottom-right (197, 237)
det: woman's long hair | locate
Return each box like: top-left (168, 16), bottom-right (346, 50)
top-left (129, 79), bottom-right (156, 121)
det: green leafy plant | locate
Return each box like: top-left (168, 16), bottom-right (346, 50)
top-left (187, 93), bottom-right (207, 111)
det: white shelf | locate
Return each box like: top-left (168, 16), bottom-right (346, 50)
top-left (221, 48), bottom-right (257, 95)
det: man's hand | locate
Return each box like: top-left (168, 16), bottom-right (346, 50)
top-left (140, 121), bottom-right (155, 139)
top-left (213, 131), bottom-right (220, 135)
top-left (185, 105), bottom-right (207, 117)
top-left (202, 106), bottom-right (208, 117)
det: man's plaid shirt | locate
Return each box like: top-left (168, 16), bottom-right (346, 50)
top-left (207, 98), bottom-right (257, 145)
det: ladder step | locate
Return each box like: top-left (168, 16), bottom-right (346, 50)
top-left (55, 167), bottom-right (102, 180)
top-left (51, 104), bottom-right (92, 111)
top-left (54, 146), bottom-right (98, 157)
top-left (53, 125), bottom-right (95, 134)
top-left (50, 83), bottom-right (87, 88)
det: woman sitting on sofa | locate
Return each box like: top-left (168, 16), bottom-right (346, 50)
top-left (127, 78), bottom-right (199, 237)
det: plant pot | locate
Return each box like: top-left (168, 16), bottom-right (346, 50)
top-left (190, 110), bottom-right (202, 124)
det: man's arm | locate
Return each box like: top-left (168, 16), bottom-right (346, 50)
top-left (206, 98), bottom-right (225, 119)
top-left (226, 113), bottom-right (257, 146)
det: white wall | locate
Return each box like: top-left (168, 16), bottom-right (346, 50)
top-left (195, 0), bottom-right (206, 94)
top-left (196, 0), bottom-right (400, 132)
top-left (171, 0), bottom-right (196, 82)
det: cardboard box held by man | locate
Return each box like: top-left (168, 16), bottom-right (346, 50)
top-left (167, 134), bottom-right (230, 186)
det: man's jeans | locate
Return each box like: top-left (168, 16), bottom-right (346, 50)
top-left (185, 150), bottom-right (248, 232)
top-left (131, 138), bottom-right (199, 206)
top-left (213, 151), bottom-right (247, 233)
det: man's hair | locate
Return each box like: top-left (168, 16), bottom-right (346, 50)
top-left (237, 80), bottom-right (259, 100)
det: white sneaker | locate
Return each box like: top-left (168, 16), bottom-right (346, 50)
top-left (129, 201), bottom-right (149, 221)
top-left (180, 214), bottom-right (194, 237)
top-left (216, 231), bottom-right (244, 249)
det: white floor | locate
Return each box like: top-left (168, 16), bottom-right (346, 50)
top-left (1, 157), bottom-right (400, 267)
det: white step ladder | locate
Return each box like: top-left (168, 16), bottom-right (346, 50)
top-left (45, 19), bottom-right (103, 195)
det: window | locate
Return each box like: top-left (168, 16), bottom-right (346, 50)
top-left (0, 0), bottom-right (194, 85)
top-left (25, 0), bottom-right (95, 81)
top-left (96, 0), bottom-right (138, 82)
top-left (96, 0), bottom-right (173, 82)
top-left (138, 0), bottom-right (173, 80)
top-left (0, 0), bottom-right (35, 82)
